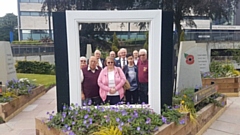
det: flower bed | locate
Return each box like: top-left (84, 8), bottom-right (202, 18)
top-left (202, 77), bottom-right (240, 96)
top-left (202, 61), bottom-right (240, 97)
top-left (35, 93), bottom-right (226, 135)
top-left (0, 85), bottom-right (46, 122)
top-left (155, 96), bottom-right (226, 135)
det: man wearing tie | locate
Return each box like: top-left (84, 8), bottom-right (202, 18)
top-left (115, 48), bottom-right (128, 69)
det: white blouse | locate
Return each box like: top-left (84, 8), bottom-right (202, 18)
top-left (107, 70), bottom-right (119, 96)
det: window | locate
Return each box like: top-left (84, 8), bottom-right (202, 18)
top-left (20, 12), bottom-right (30, 16)
top-left (20, 0), bottom-right (30, 2)
top-left (29, 0), bottom-right (39, 3)
top-left (19, 0), bottom-right (43, 3)
top-left (20, 11), bottom-right (44, 16)
top-left (30, 12), bottom-right (40, 16)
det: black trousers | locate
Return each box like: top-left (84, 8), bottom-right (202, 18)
top-left (125, 89), bottom-right (138, 104)
top-left (139, 83), bottom-right (148, 104)
top-left (105, 95), bottom-right (121, 105)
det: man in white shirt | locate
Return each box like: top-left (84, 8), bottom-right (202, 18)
top-left (133, 50), bottom-right (139, 65)
top-left (115, 50), bottom-right (121, 61)
top-left (94, 50), bottom-right (105, 68)
top-left (115, 48), bottom-right (128, 68)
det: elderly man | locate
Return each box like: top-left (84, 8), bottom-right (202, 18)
top-left (115, 48), bottom-right (128, 68)
top-left (109, 51), bottom-right (116, 58)
top-left (81, 56), bottom-right (102, 105)
top-left (137, 49), bottom-right (148, 104)
top-left (115, 50), bottom-right (121, 61)
top-left (94, 50), bottom-right (105, 68)
top-left (133, 50), bottom-right (139, 65)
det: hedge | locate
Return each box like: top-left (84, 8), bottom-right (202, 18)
top-left (15, 61), bottom-right (55, 75)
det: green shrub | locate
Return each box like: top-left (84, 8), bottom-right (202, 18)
top-left (15, 61), bottom-right (55, 75)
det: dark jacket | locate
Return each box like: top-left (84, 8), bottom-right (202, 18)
top-left (115, 58), bottom-right (128, 68)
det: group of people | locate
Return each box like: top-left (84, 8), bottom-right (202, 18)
top-left (80, 48), bottom-right (148, 105)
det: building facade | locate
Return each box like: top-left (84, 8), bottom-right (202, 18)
top-left (17, 0), bottom-right (53, 41)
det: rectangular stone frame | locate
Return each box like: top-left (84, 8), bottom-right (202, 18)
top-left (65, 10), bottom-right (162, 114)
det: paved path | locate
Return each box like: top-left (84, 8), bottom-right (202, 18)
top-left (203, 97), bottom-right (240, 135)
top-left (0, 87), bottom-right (56, 135)
top-left (0, 86), bottom-right (240, 135)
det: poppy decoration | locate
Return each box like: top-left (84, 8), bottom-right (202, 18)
top-left (184, 53), bottom-right (194, 65)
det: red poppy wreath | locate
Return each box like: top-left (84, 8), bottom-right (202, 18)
top-left (184, 53), bottom-right (194, 65)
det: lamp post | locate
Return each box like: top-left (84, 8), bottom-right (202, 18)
top-left (210, 18), bottom-right (212, 41)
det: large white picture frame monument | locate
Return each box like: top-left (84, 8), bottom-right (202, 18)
top-left (65, 10), bottom-right (162, 114)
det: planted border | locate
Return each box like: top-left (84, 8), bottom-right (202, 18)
top-left (202, 77), bottom-right (240, 96)
top-left (35, 96), bottom-right (226, 135)
top-left (0, 85), bottom-right (46, 122)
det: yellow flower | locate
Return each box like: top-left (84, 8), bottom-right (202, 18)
top-left (183, 95), bottom-right (187, 98)
top-left (181, 100), bottom-right (185, 104)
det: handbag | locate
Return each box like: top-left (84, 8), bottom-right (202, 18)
top-left (117, 67), bottom-right (131, 90)
top-left (123, 80), bottom-right (131, 90)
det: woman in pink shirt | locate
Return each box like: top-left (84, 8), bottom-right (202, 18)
top-left (98, 56), bottom-right (126, 105)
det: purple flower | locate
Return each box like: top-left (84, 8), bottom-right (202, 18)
top-left (146, 118), bottom-right (151, 124)
top-left (116, 118), bottom-right (120, 122)
top-left (84, 114), bottom-right (89, 119)
top-left (49, 115), bottom-right (53, 120)
top-left (179, 119), bottom-right (185, 125)
top-left (63, 105), bottom-right (66, 110)
top-left (222, 102), bottom-right (225, 106)
top-left (69, 131), bottom-right (75, 135)
top-left (61, 118), bottom-right (64, 122)
top-left (88, 100), bottom-right (92, 105)
top-left (47, 112), bottom-right (49, 115)
top-left (161, 116), bottom-right (167, 124)
top-left (52, 111), bottom-right (54, 114)
top-left (64, 124), bottom-right (68, 128)
top-left (72, 121), bottom-right (75, 125)
top-left (83, 120), bottom-right (87, 124)
top-left (118, 125), bottom-right (122, 131)
top-left (67, 127), bottom-right (71, 131)
top-left (137, 127), bottom-right (140, 131)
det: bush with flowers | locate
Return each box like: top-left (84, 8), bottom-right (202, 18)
top-left (201, 61), bottom-right (240, 78)
top-left (0, 78), bottom-right (37, 103)
top-left (173, 87), bottom-right (225, 124)
top-left (45, 103), bottom-right (185, 135)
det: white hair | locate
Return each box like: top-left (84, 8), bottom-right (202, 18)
top-left (110, 51), bottom-right (115, 54)
top-left (80, 56), bottom-right (87, 61)
top-left (139, 49), bottom-right (147, 54)
top-left (120, 48), bottom-right (127, 52)
top-left (94, 50), bottom-right (101, 55)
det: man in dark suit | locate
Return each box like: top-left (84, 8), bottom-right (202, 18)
top-left (115, 48), bottom-right (128, 69)
top-left (94, 50), bottom-right (105, 68)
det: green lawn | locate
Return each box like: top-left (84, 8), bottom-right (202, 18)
top-left (17, 73), bottom-right (56, 88)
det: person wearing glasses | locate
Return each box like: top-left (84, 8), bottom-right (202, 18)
top-left (98, 56), bottom-right (126, 105)
top-left (81, 56), bottom-right (102, 105)
top-left (137, 49), bottom-right (148, 104)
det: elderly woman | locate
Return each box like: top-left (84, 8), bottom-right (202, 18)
top-left (98, 56), bottom-right (126, 105)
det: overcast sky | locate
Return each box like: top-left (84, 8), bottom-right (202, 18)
top-left (0, 0), bottom-right (18, 17)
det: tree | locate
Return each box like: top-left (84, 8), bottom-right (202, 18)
top-left (111, 32), bottom-right (119, 53)
top-left (0, 13), bottom-right (18, 41)
top-left (180, 31), bottom-right (185, 41)
top-left (143, 31), bottom-right (148, 51)
top-left (135, 0), bottom-right (239, 49)
top-left (41, 0), bottom-right (136, 56)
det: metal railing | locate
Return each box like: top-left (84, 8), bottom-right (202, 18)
top-left (11, 45), bottom-right (54, 57)
top-left (184, 32), bottom-right (240, 42)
